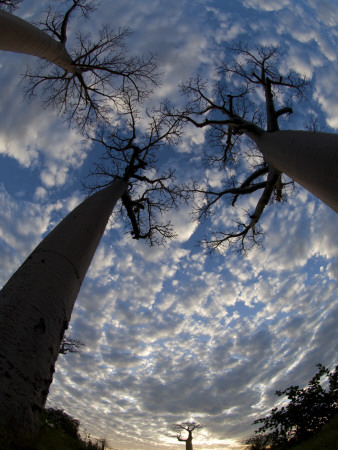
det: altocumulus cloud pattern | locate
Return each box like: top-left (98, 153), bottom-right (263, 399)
top-left (0, 0), bottom-right (337, 448)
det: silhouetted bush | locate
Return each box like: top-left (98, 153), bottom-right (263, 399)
top-left (244, 364), bottom-right (338, 449)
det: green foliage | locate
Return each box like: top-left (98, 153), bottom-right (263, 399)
top-left (244, 364), bottom-right (338, 449)
top-left (0, 408), bottom-right (102, 450)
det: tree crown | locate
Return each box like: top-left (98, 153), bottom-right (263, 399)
top-left (23, 0), bottom-right (161, 129)
top-left (163, 43), bottom-right (308, 254)
top-left (245, 363), bottom-right (338, 448)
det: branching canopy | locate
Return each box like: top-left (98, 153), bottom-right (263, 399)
top-left (164, 44), bottom-right (307, 254)
top-left (85, 92), bottom-right (187, 245)
top-left (171, 421), bottom-right (203, 442)
top-left (23, 0), bottom-right (161, 128)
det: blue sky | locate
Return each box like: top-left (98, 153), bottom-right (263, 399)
top-left (0, 0), bottom-right (337, 448)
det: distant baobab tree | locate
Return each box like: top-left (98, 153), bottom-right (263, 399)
top-left (0, 94), bottom-right (185, 437)
top-left (0, 0), bottom-right (160, 127)
top-left (172, 421), bottom-right (203, 450)
top-left (165, 43), bottom-right (338, 253)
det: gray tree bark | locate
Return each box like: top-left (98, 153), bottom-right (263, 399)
top-left (247, 130), bottom-right (338, 212)
top-left (0, 9), bottom-right (76, 73)
top-left (0, 179), bottom-right (127, 434)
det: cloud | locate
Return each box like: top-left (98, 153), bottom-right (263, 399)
top-left (0, 52), bottom-right (91, 188)
top-left (313, 64), bottom-right (338, 128)
top-left (1, 1), bottom-right (337, 449)
top-left (241, 0), bottom-right (290, 11)
top-left (0, 184), bottom-right (64, 281)
top-left (308, 0), bottom-right (338, 27)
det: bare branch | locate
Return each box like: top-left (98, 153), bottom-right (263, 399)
top-left (23, 2), bottom-right (161, 129)
top-left (201, 168), bottom-right (282, 254)
top-left (165, 43), bottom-right (306, 253)
top-left (276, 106), bottom-right (293, 117)
top-left (59, 335), bottom-right (85, 354)
top-left (171, 421), bottom-right (203, 444)
top-left (85, 93), bottom-right (188, 245)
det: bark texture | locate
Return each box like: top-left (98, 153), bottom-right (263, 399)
top-left (0, 9), bottom-right (76, 73)
top-left (248, 130), bottom-right (338, 212)
top-left (0, 179), bottom-right (127, 434)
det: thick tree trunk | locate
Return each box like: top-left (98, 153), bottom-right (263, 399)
top-left (248, 130), bottom-right (338, 212)
top-left (0, 179), bottom-right (127, 435)
top-left (186, 441), bottom-right (193, 450)
top-left (264, 78), bottom-right (279, 132)
top-left (0, 9), bottom-right (76, 73)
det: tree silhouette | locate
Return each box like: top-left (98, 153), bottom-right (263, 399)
top-left (0, 0), bottom-right (160, 128)
top-left (59, 335), bottom-right (85, 354)
top-left (164, 43), bottom-right (338, 253)
top-left (0, 93), bottom-right (186, 435)
top-left (86, 92), bottom-right (186, 245)
top-left (171, 421), bottom-right (202, 450)
top-left (244, 363), bottom-right (338, 449)
top-left (0, 1), bottom-right (180, 436)
top-left (42, 408), bottom-right (80, 440)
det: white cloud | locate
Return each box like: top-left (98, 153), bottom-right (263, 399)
top-left (0, 53), bottom-right (91, 188)
top-left (313, 64), bottom-right (338, 128)
top-left (308, 0), bottom-right (338, 27)
top-left (0, 184), bottom-right (65, 282)
top-left (241, 0), bottom-right (290, 11)
top-left (0, 1), bottom-right (337, 449)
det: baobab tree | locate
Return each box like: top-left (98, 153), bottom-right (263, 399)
top-left (165, 43), bottom-right (338, 253)
top-left (0, 94), bottom-right (184, 437)
top-left (172, 421), bottom-right (203, 450)
top-left (86, 92), bottom-right (186, 244)
top-left (0, 0), bottom-right (160, 127)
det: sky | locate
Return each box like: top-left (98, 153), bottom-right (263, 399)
top-left (0, 0), bottom-right (337, 449)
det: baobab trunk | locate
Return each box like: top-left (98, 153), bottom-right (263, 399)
top-left (178, 438), bottom-right (193, 450)
top-left (178, 432), bottom-right (193, 450)
top-left (0, 179), bottom-right (127, 435)
top-left (247, 130), bottom-right (338, 212)
top-left (0, 9), bottom-right (76, 73)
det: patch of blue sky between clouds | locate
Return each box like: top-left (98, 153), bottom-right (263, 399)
top-left (0, 0), bottom-right (337, 448)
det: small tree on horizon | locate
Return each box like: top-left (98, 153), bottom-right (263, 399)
top-left (171, 421), bottom-right (203, 450)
